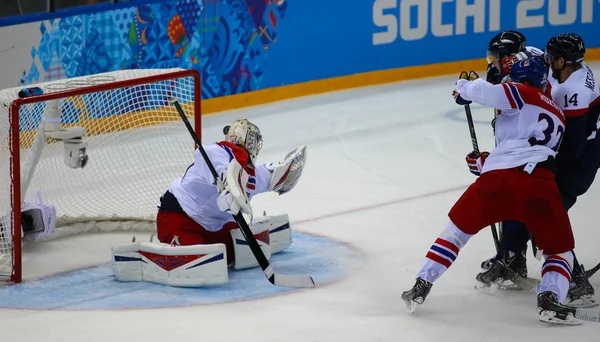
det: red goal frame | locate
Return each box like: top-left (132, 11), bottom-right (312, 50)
top-left (8, 69), bottom-right (201, 283)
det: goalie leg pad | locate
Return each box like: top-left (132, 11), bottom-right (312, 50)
top-left (231, 223), bottom-right (271, 270)
top-left (252, 213), bottom-right (292, 254)
top-left (112, 242), bottom-right (228, 287)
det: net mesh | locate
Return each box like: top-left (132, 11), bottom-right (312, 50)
top-left (0, 69), bottom-right (200, 281)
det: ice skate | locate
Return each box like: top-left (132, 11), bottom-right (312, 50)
top-left (402, 278), bottom-right (432, 314)
top-left (475, 259), bottom-right (511, 294)
top-left (477, 251), bottom-right (536, 291)
top-left (481, 250), bottom-right (528, 275)
top-left (537, 291), bottom-right (581, 325)
top-left (566, 265), bottom-right (597, 308)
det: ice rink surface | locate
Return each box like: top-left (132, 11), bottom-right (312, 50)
top-left (2, 64), bottom-right (600, 341)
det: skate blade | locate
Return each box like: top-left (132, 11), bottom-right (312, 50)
top-left (566, 296), bottom-right (598, 308)
top-left (402, 298), bottom-right (418, 314)
top-left (475, 280), bottom-right (502, 295)
top-left (538, 310), bottom-right (582, 325)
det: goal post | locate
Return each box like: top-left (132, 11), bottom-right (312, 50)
top-left (1, 68), bottom-right (201, 283)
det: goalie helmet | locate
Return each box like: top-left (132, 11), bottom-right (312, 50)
top-left (224, 119), bottom-right (263, 166)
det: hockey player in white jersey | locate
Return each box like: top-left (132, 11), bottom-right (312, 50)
top-left (476, 30), bottom-right (551, 292)
top-left (402, 58), bottom-right (581, 324)
top-left (112, 119), bottom-right (306, 287)
top-left (479, 33), bottom-right (600, 307)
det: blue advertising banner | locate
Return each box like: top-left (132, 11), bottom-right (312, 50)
top-left (262, 0), bottom-right (600, 87)
top-left (1, 1), bottom-right (599, 100)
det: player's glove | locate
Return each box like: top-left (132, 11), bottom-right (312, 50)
top-left (500, 52), bottom-right (528, 76)
top-left (466, 151), bottom-right (489, 176)
top-left (486, 63), bottom-right (501, 84)
top-left (453, 71), bottom-right (479, 105)
top-left (453, 90), bottom-right (471, 105)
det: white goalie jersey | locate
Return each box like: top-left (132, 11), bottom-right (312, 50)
top-left (169, 142), bottom-right (306, 232)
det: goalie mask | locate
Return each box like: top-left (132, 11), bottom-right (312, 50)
top-left (224, 119), bottom-right (263, 166)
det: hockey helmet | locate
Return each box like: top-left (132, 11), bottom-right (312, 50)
top-left (487, 30), bottom-right (526, 64)
top-left (544, 33), bottom-right (585, 66)
top-left (509, 58), bottom-right (548, 90)
top-left (223, 119), bottom-right (263, 166)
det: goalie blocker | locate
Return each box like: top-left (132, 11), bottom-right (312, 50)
top-left (111, 213), bottom-right (293, 287)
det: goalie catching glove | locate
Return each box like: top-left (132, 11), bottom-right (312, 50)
top-left (217, 146), bottom-right (307, 215)
top-left (266, 145), bottom-right (307, 195)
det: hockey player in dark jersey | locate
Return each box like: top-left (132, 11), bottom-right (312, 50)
top-left (477, 31), bottom-right (546, 288)
top-left (485, 30), bottom-right (544, 85)
top-left (545, 33), bottom-right (600, 306)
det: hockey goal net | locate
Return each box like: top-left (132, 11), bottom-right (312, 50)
top-left (0, 68), bottom-right (201, 283)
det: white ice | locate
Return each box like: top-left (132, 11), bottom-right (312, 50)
top-left (2, 64), bottom-right (600, 341)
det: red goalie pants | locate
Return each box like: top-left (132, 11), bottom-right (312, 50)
top-left (156, 210), bottom-right (238, 263)
top-left (449, 167), bottom-right (574, 255)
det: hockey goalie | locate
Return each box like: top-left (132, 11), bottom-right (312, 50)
top-left (111, 119), bottom-right (307, 287)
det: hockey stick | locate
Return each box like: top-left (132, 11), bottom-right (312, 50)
top-left (171, 99), bottom-right (315, 288)
top-left (463, 104), bottom-right (501, 253)
top-left (497, 261), bottom-right (600, 293)
top-left (584, 262), bottom-right (600, 279)
top-left (494, 111), bottom-right (542, 259)
top-left (575, 308), bottom-right (600, 322)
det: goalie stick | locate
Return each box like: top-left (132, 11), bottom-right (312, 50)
top-left (171, 99), bottom-right (315, 289)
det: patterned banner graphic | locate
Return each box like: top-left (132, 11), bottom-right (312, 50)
top-left (20, 0), bottom-right (287, 100)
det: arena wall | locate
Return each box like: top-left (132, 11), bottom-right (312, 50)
top-left (1, 0), bottom-right (599, 115)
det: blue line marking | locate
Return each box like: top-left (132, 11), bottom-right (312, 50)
top-left (444, 106), bottom-right (495, 126)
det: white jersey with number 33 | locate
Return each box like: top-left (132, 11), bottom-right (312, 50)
top-left (457, 79), bottom-right (565, 173)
